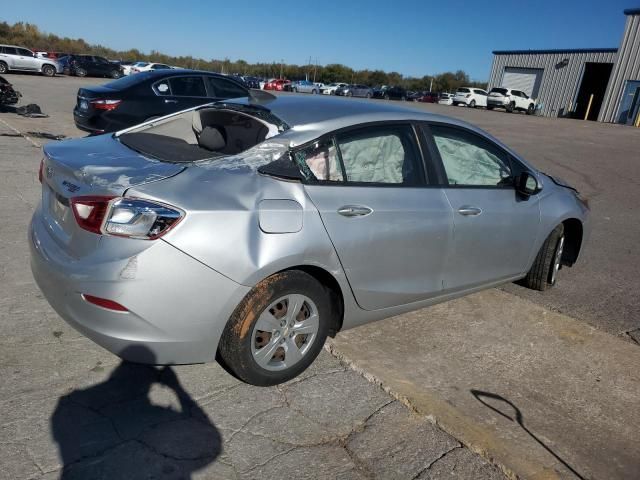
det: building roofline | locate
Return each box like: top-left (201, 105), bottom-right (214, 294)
top-left (624, 8), bottom-right (640, 15)
top-left (492, 48), bottom-right (618, 55)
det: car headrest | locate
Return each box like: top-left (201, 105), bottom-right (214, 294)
top-left (199, 126), bottom-right (226, 151)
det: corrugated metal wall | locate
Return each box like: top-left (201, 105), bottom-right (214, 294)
top-left (599, 13), bottom-right (640, 122)
top-left (488, 50), bottom-right (617, 117)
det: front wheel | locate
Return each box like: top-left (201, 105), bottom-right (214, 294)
top-left (42, 65), bottom-right (55, 77)
top-left (520, 224), bottom-right (565, 291)
top-left (218, 270), bottom-right (332, 386)
top-left (506, 101), bottom-right (515, 113)
top-left (487, 105), bottom-right (494, 110)
top-left (0, 61), bottom-right (7, 74)
top-left (312, 89), bottom-right (318, 94)
top-left (110, 70), bottom-right (122, 79)
top-left (469, 99), bottom-right (476, 108)
top-left (527, 104), bottom-right (535, 115)
top-left (366, 93), bottom-right (372, 98)
top-left (75, 68), bottom-right (87, 77)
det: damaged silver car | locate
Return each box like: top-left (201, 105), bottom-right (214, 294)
top-left (30, 93), bottom-right (590, 386)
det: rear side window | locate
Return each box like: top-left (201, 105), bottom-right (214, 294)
top-left (337, 126), bottom-right (421, 185)
top-left (457, 88), bottom-right (470, 93)
top-left (1, 46), bottom-right (18, 55)
top-left (295, 124), bottom-right (424, 186)
top-left (430, 125), bottom-right (512, 187)
top-left (205, 77), bottom-right (248, 98)
top-left (169, 76), bottom-right (206, 97)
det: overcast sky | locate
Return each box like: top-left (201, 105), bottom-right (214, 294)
top-left (1, 0), bottom-right (632, 79)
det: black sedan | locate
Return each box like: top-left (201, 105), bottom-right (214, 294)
top-left (73, 69), bottom-right (249, 134)
top-left (372, 85), bottom-right (408, 101)
top-left (59, 55), bottom-right (124, 79)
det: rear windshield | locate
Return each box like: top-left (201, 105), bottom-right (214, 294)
top-left (457, 88), bottom-right (470, 93)
top-left (490, 88), bottom-right (509, 95)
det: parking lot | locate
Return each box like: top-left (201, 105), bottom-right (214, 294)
top-left (1, 74), bottom-right (640, 479)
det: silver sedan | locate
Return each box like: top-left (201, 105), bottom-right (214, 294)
top-left (30, 94), bottom-right (590, 386)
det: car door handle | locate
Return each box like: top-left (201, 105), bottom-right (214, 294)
top-left (338, 205), bottom-right (373, 217)
top-left (457, 206), bottom-right (482, 216)
top-left (164, 99), bottom-right (178, 104)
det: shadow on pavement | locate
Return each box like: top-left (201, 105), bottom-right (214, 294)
top-left (470, 389), bottom-right (585, 480)
top-left (51, 346), bottom-right (222, 479)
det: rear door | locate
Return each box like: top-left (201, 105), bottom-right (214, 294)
top-left (204, 76), bottom-right (249, 100)
top-left (160, 75), bottom-right (209, 114)
top-left (299, 123), bottom-right (453, 310)
top-left (424, 123), bottom-right (540, 291)
top-left (0, 46), bottom-right (18, 68)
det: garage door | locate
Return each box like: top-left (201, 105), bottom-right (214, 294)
top-left (502, 68), bottom-right (543, 98)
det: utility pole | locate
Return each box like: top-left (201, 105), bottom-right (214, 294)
top-left (280, 59), bottom-right (284, 79)
top-left (429, 78), bottom-right (433, 92)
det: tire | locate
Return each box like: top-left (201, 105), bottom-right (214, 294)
top-left (401, 96), bottom-right (406, 101)
top-left (218, 270), bottom-right (332, 386)
top-left (520, 224), bottom-right (565, 291)
top-left (312, 89), bottom-right (318, 94)
top-left (527, 103), bottom-right (535, 115)
top-left (41, 65), bottom-right (55, 77)
top-left (487, 105), bottom-right (494, 110)
top-left (506, 101), bottom-right (515, 113)
top-left (366, 93), bottom-right (371, 99)
top-left (110, 70), bottom-right (122, 79)
top-left (470, 99), bottom-right (476, 108)
top-left (0, 61), bottom-right (7, 74)
top-left (75, 68), bottom-right (87, 77)
top-left (384, 94), bottom-right (390, 100)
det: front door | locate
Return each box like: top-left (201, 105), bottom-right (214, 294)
top-left (426, 123), bottom-right (540, 291)
top-left (299, 124), bottom-right (453, 311)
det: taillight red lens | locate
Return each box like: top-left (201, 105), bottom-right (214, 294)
top-left (91, 99), bottom-right (122, 111)
top-left (70, 196), bottom-right (114, 234)
top-left (38, 159), bottom-right (44, 183)
top-left (82, 294), bottom-right (128, 312)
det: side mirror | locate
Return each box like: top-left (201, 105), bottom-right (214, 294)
top-left (516, 172), bottom-right (541, 196)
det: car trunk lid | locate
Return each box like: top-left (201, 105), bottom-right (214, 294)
top-left (40, 134), bottom-right (184, 256)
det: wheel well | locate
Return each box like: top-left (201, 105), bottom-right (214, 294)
top-left (284, 265), bottom-right (344, 337)
top-left (42, 63), bottom-right (55, 70)
top-left (561, 218), bottom-right (583, 266)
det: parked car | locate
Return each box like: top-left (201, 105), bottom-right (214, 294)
top-left (487, 87), bottom-right (536, 114)
top-left (73, 69), bottom-right (249, 134)
top-left (438, 93), bottom-right (454, 105)
top-left (373, 85), bottom-right (407, 100)
top-left (292, 80), bottom-right (320, 94)
top-left (409, 91), bottom-right (439, 103)
top-left (60, 55), bottom-right (124, 78)
top-left (320, 82), bottom-right (347, 95)
top-left (29, 94), bottom-right (590, 386)
top-left (452, 87), bottom-right (488, 108)
top-left (0, 44), bottom-right (62, 77)
top-left (242, 76), bottom-right (261, 89)
top-left (264, 78), bottom-right (291, 91)
top-left (335, 84), bottom-right (374, 98)
top-left (130, 62), bottom-right (172, 74)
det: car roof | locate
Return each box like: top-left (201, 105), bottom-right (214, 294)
top-left (222, 94), bottom-right (483, 147)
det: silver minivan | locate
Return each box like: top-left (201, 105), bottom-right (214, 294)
top-left (0, 45), bottom-right (62, 76)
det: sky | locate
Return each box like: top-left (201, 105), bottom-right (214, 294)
top-left (1, 0), bottom-right (633, 80)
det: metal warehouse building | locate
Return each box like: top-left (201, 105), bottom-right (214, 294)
top-left (488, 8), bottom-right (640, 125)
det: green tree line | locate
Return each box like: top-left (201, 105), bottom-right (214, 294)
top-left (0, 20), bottom-right (487, 92)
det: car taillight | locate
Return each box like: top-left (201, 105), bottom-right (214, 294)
top-left (71, 196), bottom-right (114, 234)
top-left (91, 99), bottom-right (122, 111)
top-left (38, 158), bottom-right (44, 183)
top-left (71, 196), bottom-right (183, 239)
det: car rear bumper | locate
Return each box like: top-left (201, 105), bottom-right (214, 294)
top-left (452, 97), bottom-right (469, 104)
top-left (29, 205), bottom-right (250, 364)
top-left (488, 98), bottom-right (509, 106)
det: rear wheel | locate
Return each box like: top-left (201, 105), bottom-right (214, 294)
top-left (401, 96), bottom-right (406, 101)
top-left (470, 99), bottom-right (476, 108)
top-left (520, 224), bottom-right (565, 291)
top-left (218, 270), bottom-right (332, 386)
top-left (312, 89), bottom-right (318, 94)
top-left (506, 101), bottom-right (515, 113)
top-left (526, 103), bottom-right (535, 115)
top-left (384, 94), bottom-right (390, 100)
top-left (366, 92), bottom-right (372, 99)
top-left (42, 65), bottom-right (55, 77)
top-left (0, 61), bottom-right (8, 74)
top-left (487, 105), bottom-right (494, 110)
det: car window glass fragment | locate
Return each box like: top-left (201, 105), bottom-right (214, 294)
top-left (431, 125), bottom-right (511, 187)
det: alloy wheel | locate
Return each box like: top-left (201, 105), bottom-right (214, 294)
top-left (550, 236), bottom-right (565, 284)
top-left (251, 294), bottom-right (319, 371)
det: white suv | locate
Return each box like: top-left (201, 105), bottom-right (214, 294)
top-left (452, 87), bottom-right (488, 108)
top-left (0, 45), bottom-right (62, 77)
top-left (487, 87), bottom-right (536, 114)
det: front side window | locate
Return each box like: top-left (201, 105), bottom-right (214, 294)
top-left (17, 48), bottom-right (33, 57)
top-left (169, 76), bottom-right (206, 97)
top-left (430, 125), bottom-right (511, 187)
